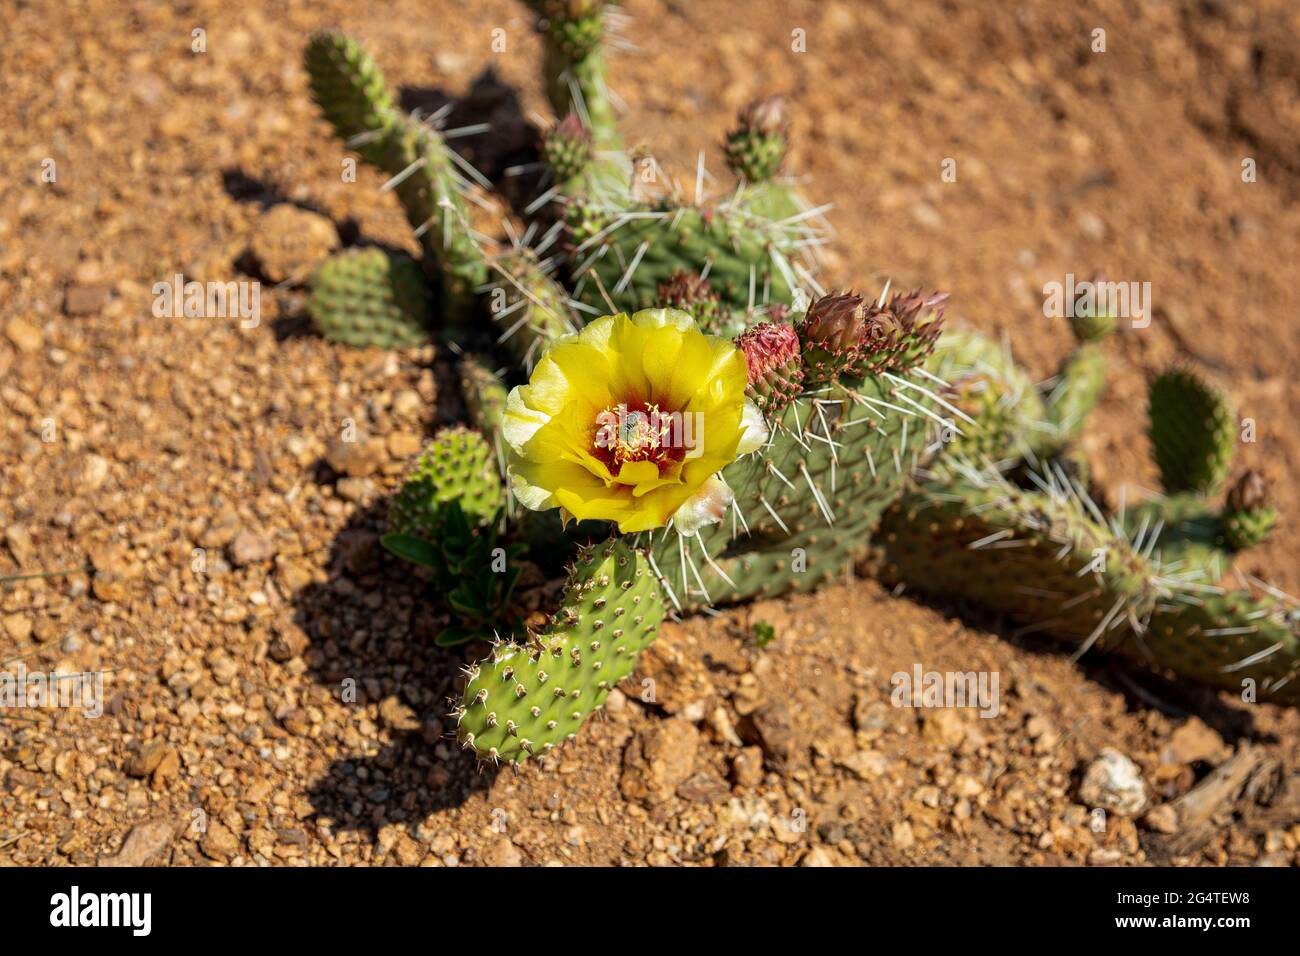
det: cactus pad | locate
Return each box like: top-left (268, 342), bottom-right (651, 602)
top-left (455, 539), bottom-right (665, 763)
top-left (307, 247), bottom-right (432, 349)
top-left (1148, 367), bottom-right (1236, 496)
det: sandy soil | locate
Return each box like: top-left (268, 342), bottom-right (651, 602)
top-left (2, 0), bottom-right (1298, 866)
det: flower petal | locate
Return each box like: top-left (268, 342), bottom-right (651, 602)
top-left (672, 474), bottom-right (734, 535)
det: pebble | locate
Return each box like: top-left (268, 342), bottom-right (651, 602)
top-left (100, 820), bottom-right (175, 867)
top-left (4, 317), bottom-right (42, 353)
top-left (228, 530), bottom-right (276, 566)
top-left (63, 285), bottom-right (112, 315)
top-left (619, 718), bottom-right (700, 806)
top-left (1079, 749), bottom-right (1147, 817)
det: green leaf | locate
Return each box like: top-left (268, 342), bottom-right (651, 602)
top-left (435, 624), bottom-right (486, 647)
top-left (381, 532), bottom-right (441, 568)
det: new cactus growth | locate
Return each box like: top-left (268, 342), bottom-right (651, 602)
top-left (726, 96), bottom-right (789, 184)
top-left (1221, 469), bottom-right (1278, 551)
top-left (1148, 367), bottom-right (1237, 496)
top-left (387, 427), bottom-right (501, 537)
top-left (454, 539), bottom-right (665, 763)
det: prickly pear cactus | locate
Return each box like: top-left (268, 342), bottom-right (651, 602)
top-left (307, 247), bottom-right (432, 349)
top-left (455, 539), bottom-right (665, 763)
top-left (1148, 367), bottom-right (1236, 496)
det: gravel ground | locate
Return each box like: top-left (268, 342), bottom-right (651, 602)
top-left (2, 0), bottom-right (1299, 866)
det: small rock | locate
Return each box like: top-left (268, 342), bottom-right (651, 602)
top-left (336, 476), bottom-right (377, 504)
top-left (675, 769), bottom-right (730, 805)
top-left (63, 285), bottom-right (112, 315)
top-left (100, 820), bottom-right (175, 867)
top-left (76, 454), bottom-right (111, 491)
top-left (325, 435), bottom-right (384, 478)
top-left (151, 747), bottom-right (180, 790)
top-left (1, 613), bottom-right (32, 643)
top-left (837, 750), bottom-right (889, 781)
top-left (1079, 748), bottom-right (1147, 817)
top-left (126, 741), bottom-right (168, 778)
top-left (228, 530), bottom-right (276, 567)
top-left (1141, 804), bottom-right (1180, 835)
top-left (4, 317), bottom-right (42, 353)
top-left (200, 822), bottom-right (241, 863)
top-left (379, 696), bottom-right (420, 732)
top-left (801, 847), bottom-right (836, 867)
top-left (921, 710), bottom-right (967, 750)
top-left (1165, 718), bottom-right (1229, 766)
top-left (249, 204), bottom-right (339, 284)
top-left (619, 718), bottom-right (700, 806)
top-left (268, 628), bottom-right (309, 663)
top-left (891, 820), bottom-right (916, 849)
top-left (480, 836), bottom-right (524, 867)
top-left (747, 701), bottom-right (805, 770)
top-left (731, 746), bottom-right (765, 788)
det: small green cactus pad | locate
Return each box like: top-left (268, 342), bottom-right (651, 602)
top-left (304, 32), bottom-right (398, 169)
top-left (304, 31), bottom-right (487, 320)
top-left (455, 539), bottom-right (665, 764)
top-left (876, 464), bottom-right (1167, 650)
top-left (307, 247), bottom-right (432, 349)
top-left (1145, 585), bottom-right (1300, 704)
top-left (1044, 341), bottom-right (1106, 448)
top-left (725, 96), bottom-right (788, 183)
top-left (388, 426), bottom-right (502, 538)
top-left (1148, 367), bottom-right (1236, 496)
top-left (1118, 493), bottom-right (1228, 585)
top-left (459, 355), bottom-right (509, 451)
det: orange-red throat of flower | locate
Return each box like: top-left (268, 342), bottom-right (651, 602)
top-left (592, 401), bottom-right (687, 475)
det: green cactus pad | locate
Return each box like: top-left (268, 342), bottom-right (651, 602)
top-left (307, 247), bottom-right (432, 349)
top-left (459, 355), bottom-right (509, 447)
top-left (649, 369), bottom-right (943, 610)
top-left (304, 32), bottom-right (399, 169)
top-left (304, 31), bottom-right (488, 322)
top-left (926, 330), bottom-right (1051, 463)
top-left (876, 465), bottom-right (1167, 650)
top-left (455, 539), bottom-right (665, 763)
top-left (566, 200), bottom-right (813, 317)
top-left (1148, 367), bottom-right (1236, 496)
top-left (1044, 340), bottom-right (1106, 448)
top-left (1221, 470), bottom-right (1277, 552)
top-left (1145, 585), bottom-right (1300, 704)
top-left (388, 426), bottom-right (502, 538)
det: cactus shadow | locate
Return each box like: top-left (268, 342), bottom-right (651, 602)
top-left (896, 590), bottom-right (1269, 746)
top-left (294, 497), bottom-right (500, 844)
top-left (397, 66), bottom-right (545, 217)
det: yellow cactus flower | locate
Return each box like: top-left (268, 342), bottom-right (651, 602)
top-left (503, 308), bottom-right (768, 534)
